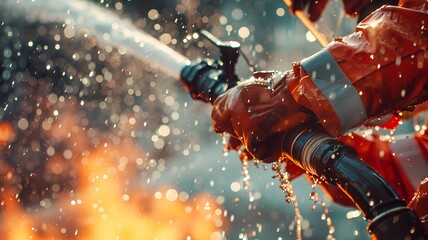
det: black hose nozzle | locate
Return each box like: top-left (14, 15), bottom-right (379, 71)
top-left (179, 30), bottom-right (241, 103)
top-left (180, 59), bottom-right (236, 103)
top-left (199, 29), bottom-right (240, 84)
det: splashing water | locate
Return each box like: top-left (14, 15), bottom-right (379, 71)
top-left (309, 175), bottom-right (336, 239)
top-left (241, 159), bottom-right (251, 191)
top-left (322, 201), bottom-right (336, 240)
top-left (271, 159), bottom-right (337, 240)
top-left (0, 0), bottom-right (190, 80)
top-left (272, 159), bottom-right (303, 239)
top-left (272, 160), bottom-right (295, 204)
top-left (222, 133), bottom-right (230, 157)
top-left (309, 175), bottom-right (320, 210)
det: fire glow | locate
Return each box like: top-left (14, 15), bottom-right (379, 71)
top-left (0, 113), bottom-right (227, 239)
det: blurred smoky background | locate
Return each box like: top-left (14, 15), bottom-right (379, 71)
top-left (0, 0), bottom-right (368, 239)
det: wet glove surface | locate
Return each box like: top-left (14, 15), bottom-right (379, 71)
top-left (211, 71), bottom-right (315, 166)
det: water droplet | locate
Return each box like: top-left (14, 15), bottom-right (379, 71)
top-left (285, 195), bottom-right (295, 204)
top-left (321, 213), bottom-right (327, 220)
top-left (241, 160), bottom-right (251, 190)
top-left (204, 202), bottom-right (210, 210)
top-left (396, 57), bottom-right (402, 66)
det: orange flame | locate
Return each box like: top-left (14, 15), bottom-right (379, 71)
top-left (0, 122), bottom-right (14, 145)
top-left (0, 184), bottom-right (47, 239)
top-left (0, 98), bottom-right (227, 239)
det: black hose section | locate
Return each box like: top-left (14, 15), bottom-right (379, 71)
top-left (368, 207), bottom-right (426, 240)
top-left (282, 127), bottom-right (405, 219)
top-left (180, 59), bottom-right (237, 103)
top-left (315, 141), bottom-right (404, 220)
top-left (282, 127), bottom-right (426, 239)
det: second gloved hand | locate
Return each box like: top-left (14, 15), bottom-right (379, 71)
top-left (211, 71), bottom-right (316, 163)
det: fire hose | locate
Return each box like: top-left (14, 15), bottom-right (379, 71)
top-left (2, 0), bottom-right (426, 238)
top-left (180, 31), bottom-right (427, 239)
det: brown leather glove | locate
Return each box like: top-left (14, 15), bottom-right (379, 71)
top-left (211, 71), bottom-right (316, 165)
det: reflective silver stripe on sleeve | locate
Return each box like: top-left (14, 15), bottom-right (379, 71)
top-left (301, 49), bottom-right (368, 132)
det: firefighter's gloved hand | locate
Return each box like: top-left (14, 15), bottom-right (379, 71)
top-left (211, 71), bottom-right (316, 165)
